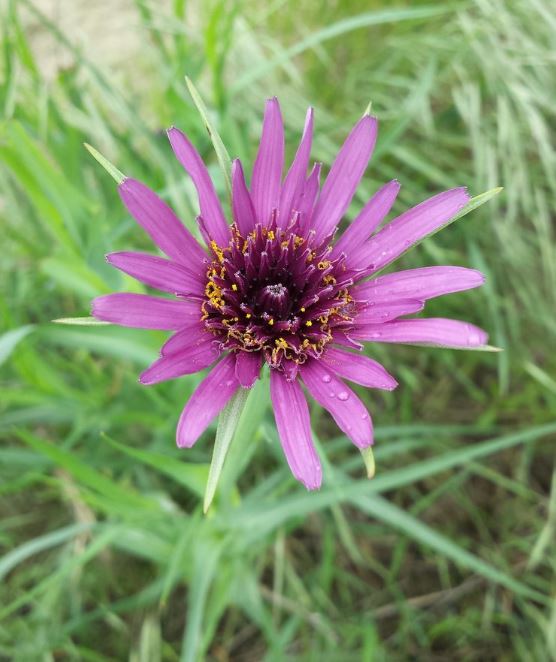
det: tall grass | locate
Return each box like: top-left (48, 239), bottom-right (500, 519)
top-left (1, 0), bottom-right (555, 659)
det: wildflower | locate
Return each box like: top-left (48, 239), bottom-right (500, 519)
top-left (92, 98), bottom-right (487, 489)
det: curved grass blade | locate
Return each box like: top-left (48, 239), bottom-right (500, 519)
top-left (233, 6), bottom-right (450, 91)
top-left (356, 494), bottom-right (547, 604)
top-left (0, 325), bottom-right (34, 366)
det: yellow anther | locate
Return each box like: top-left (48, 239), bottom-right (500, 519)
top-left (210, 240), bottom-right (225, 263)
top-left (305, 320), bottom-right (313, 327)
top-left (300, 307), bottom-right (306, 312)
top-left (245, 313), bottom-right (251, 319)
top-left (268, 318), bottom-right (274, 326)
top-left (231, 283), bottom-right (238, 291)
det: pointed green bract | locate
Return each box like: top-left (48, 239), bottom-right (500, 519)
top-left (361, 446), bottom-right (376, 479)
top-left (451, 187), bottom-right (503, 223)
top-left (185, 76), bottom-right (232, 196)
top-left (84, 143), bottom-right (126, 184)
top-left (52, 316), bottom-right (111, 326)
top-left (203, 387), bottom-right (250, 514)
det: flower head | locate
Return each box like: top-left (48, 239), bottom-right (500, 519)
top-left (92, 98), bottom-right (487, 490)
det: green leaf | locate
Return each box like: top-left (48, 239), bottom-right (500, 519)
top-left (231, 422), bottom-right (556, 539)
top-left (84, 143), bottom-right (126, 184)
top-left (52, 317), bottom-right (111, 326)
top-left (204, 387), bottom-right (250, 513)
top-left (355, 494), bottom-right (547, 604)
top-left (18, 430), bottom-right (158, 513)
top-left (185, 76), bottom-right (232, 196)
top-left (103, 433), bottom-right (208, 499)
top-left (180, 539), bottom-right (222, 662)
top-left (0, 325), bottom-right (34, 366)
top-left (232, 6), bottom-right (450, 91)
top-left (0, 522), bottom-right (92, 581)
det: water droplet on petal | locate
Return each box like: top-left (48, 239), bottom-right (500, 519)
top-left (337, 391), bottom-right (349, 401)
top-left (321, 373), bottom-right (332, 383)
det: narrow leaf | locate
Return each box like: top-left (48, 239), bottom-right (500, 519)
top-left (0, 325), bottom-right (34, 366)
top-left (356, 495), bottom-right (546, 604)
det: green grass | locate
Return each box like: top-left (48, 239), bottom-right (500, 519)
top-left (1, 0), bottom-right (556, 659)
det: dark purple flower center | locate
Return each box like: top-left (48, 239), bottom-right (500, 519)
top-left (202, 219), bottom-right (356, 373)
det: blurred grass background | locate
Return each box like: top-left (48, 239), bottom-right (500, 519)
top-left (1, 0), bottom-right (556, 659)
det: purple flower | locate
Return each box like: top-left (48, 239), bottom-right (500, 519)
top-left (92, 98), bottom-right (488, 490)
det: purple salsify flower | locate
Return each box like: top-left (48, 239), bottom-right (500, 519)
top-left (92, 98), bottom-right (488, 490)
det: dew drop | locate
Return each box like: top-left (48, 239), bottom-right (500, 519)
top-left (321, 374), bottom-right (332, 383)
top-left (337, 391), bottom-right (349, 401)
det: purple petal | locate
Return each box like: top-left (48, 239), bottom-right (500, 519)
top-left (270, 369), bottom-right (322, 490)
top-left (92, 293), bottom-right (201, 330)
top-left (232, 159), bottom-right (257, 236)
top-left (297, 163), bottom-right (321, 232)
top-left (106, 252), bottom-right (204, 296)
top-left (322, 347), bottom-right (397, 390)
top-left (355, 299), bottom-right (424, 325)
top-left (118, 179), bottom-right (207, 267)
top-left (300, 360), bottom-right (373, 449)
top-left (278, 107), bottom-right (314, 228)
top-left (167, 127), bottom-right (230, 247)
top-left (251, 98), bottom-right (285, 226)
top-left (176, 354), bottom-right (239, 448)
top-left (311, 114), bottom-right (378, 244)
top-left (333, 180), bottom-right (400, 260)
top-left (332, 331), bottom-right (363, 351)
top-left (235, 351), bottom-right (262, 388)
top-left (352, 266), bottom-right (485, 302)
top-left (140, 338), bottom-right (220, 384)
top-left (160, 324), bottom-right (214, 356)
top-left (362, 188), bottom-right (470, 273)
top-left (352, 318), bottom-right (488, 348)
